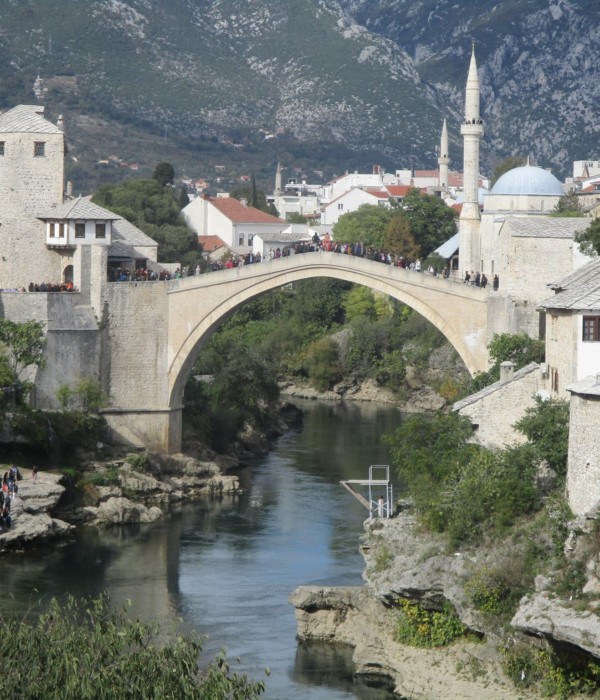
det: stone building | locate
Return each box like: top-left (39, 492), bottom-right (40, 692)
top-left (0, 104), bottom-right (158, 292)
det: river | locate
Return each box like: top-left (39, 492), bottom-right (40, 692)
top-left (0, 400), bottom-right (402, 699)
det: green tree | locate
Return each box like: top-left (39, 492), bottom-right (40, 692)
top-left (384, 212), bottom-right (420, 258)
top-left (286, 213), bottom-right (308, 224)
top-left (575, 217), bottom-right (600, 257)
top-left (0, 593), bottom-right (265, 699)
top-left (0, 319), bottom-right (46, 381)
top-left (304, 336), bottom-right (341, 391)
top-left (400, 189), bottom-right (457, 257)
top-left (551, 191), bottom-right (583, 217)
top-left (514, 396), bottom-right (570, 479)
top-left (153, 161), bottom-right (175, 187)
top-left (492, 156), bottom-right (527, 186)
top-left (229, 185), bottom-right (271, 213)
top-left (332, 204), bottom-right (391, 248)
top-left (466, 332), bottom-right (545, 393)
top-left (179, 187), bottom-right (190, 208)
top-left (384, 412), bottom-right (478, 531)
top-left (343, 286), bottom-right (377, 322)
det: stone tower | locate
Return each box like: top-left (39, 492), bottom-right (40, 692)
top-left (438, 118), bottom-right (449, 190)
top-left (0, 105), bottom-right (65, 288)
top-left (459, 45), bottom-right (484, 276)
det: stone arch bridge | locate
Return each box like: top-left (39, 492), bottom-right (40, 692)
top-left (103, 253), bottom-right (490, 453)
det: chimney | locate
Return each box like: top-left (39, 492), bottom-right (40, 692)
top-left (66, 181), bottom-right (73, 197)
top-left (240, 198), bottom-right (247, 207)
top-left (500, 361), bottom-right (515, 384)
top-left (57, 114), bottom-right (64, 132)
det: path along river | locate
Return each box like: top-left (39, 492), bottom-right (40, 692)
top-left (0, 400), bottom-right (403, 699)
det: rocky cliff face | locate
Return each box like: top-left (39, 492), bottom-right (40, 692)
top-left (2, 1), bottom-right (597, 182)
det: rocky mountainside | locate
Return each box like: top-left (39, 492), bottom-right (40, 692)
top-left (0, 1), bottom-right (597, 189)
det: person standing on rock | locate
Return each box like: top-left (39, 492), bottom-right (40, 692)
top-left (31, 465), bottom-right (38, 482)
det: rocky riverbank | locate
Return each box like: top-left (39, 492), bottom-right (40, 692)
top-left (290, 503), bottom-right (600, 699)
top-left (0, 450), bottom-right (241, 552)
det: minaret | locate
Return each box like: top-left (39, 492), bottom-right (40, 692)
top-left (275, 162), bottom-right (282, 196)
top-left (438, 118), bottom-right (449, 190)
top-left (459, 44), bottom-right (484, 276)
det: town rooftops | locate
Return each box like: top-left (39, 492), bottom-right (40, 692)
top-left (566, 374), bottom-right (600, 397)
top-left (208, 196), bottom-right (285, 224)
top-left (198, 235), bottom-right (228, 252)
top-left (0, 104), bottom-right (62, 134)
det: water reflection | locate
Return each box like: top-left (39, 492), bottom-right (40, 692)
top-left (0, 400), bottom-right (403, 699)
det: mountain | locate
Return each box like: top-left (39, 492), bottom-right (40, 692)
top-left (0, 0), bottom-right (598, 192)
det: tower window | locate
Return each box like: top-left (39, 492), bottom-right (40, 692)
top-left (0, 142), bottom-right (4, 156)
top-left (34, 141), bottom-right (45, 157)
top-left (75, 223), bottom-right (86, 238)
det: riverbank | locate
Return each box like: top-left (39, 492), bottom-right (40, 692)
top-left (290, 501), bottom-right (600, 699)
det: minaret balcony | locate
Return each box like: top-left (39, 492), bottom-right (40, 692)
top-left (461, 122), bottom-right (484, 137)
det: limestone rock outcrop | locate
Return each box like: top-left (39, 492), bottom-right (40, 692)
top-left (0, 471), bottom-right (72, 551)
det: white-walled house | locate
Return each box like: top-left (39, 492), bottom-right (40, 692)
top-left (321, 188), bottom-right (390, 230)
top-left (182, 195), bottom-right (287, 250)
top-left (540, 258), bottom-right (600, 396)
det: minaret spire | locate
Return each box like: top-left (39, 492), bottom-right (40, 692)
top-left (459, 43), bottom-right (484, 276)
top-left (275, 161), bottom-right (282, 196)
top-left (438, 118), bottom-right (449, 190)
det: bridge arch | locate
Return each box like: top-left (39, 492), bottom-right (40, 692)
top-left (166, 254), bottom-right (489, 410)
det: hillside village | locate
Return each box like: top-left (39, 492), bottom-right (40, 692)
top-left (0, 48), bottom-right (600, 522)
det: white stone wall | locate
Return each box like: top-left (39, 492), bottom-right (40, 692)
top-left (545, 311), bottom-right (578, 395)
top-left (0, 130), bottom-right (65, 289)
top-left (567, 393), bottom-right (600, 515)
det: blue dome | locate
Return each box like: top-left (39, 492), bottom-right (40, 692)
top-left (491, 164), bottom-right (564, 196)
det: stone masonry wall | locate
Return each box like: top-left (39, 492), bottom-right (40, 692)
top-left (567, 393), bottom-right (600, 515)
top-left (0, 131), bottom-right (65, 289)
top-left (456, 366), bottom-right (550, 449)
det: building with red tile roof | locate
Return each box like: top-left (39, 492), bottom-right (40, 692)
top-left (182, 195), bottom-right (287, 249)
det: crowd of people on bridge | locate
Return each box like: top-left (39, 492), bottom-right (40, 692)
top-left (464, 271), bottom-right (500, 290)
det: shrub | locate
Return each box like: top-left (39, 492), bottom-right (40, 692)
top-left (304, 336), bottom-right (341, 392)
top-left (395, 599), bottom-right (466, 648)
top-left (0, 593), bottom-right (265, 698)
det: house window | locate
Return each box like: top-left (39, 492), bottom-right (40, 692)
top-left (34, 141), bottom-right (45, 157)
top-left (337, 203), bottom-right (344, 211)
top-left (95, 223), bottom-right (106, 238)
top-left (238, 234), bottom-right (244, 246)
top-left (0, 142), bottom-right (4, 156)
top-left (75, 223), bottom-right (86, 238)
top-left (49, 223), bottom-right (55, 238)
top-left (582, 316), bottom-right (600, 341)
top-left (248, 235), bottom-right (254, 246)
top-left (58, 223), bottom-right (65, 238)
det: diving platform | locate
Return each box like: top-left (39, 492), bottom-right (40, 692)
top-left (340, 465), bottom-right (393, 519)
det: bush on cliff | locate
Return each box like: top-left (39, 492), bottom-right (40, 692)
top-left (0, 593), bottom-right (265, 699)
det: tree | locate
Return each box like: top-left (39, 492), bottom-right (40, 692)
top-left (492, 156), bottom-right (527, 186)
top-left (0, 319), bottom-right (46, 380)
top-left (551, 191), bottom-right (584, 217)
top-left (332, 204), bottom-right (391, 248)
top-left (384, 212), bottom-right (420, 258)
top-left (575, 217), bottom-right (600, 257)
top-left (400, 189), bottom-right (457, 257)
top-left (229, 185), bottom-right (271, 213)
top-left (179, 187), bottom-right (190, 208)
top-left (343, 286), bottom-right (377, 322)
top-left (515, 396), bottom-right (570, 479)
top-left (0, 593), bottom-right (265, 699)
top-left (153, 161), bottom-right (175, 187)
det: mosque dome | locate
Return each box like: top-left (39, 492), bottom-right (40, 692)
top-left (491, 164), bottom-right (564, 196)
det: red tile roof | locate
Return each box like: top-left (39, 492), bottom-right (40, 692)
top-left (385, 185), bottom-right (413, 197)
top-left (209, 197), bottom-right (285, 224)
top-left (198, 235), bottom-right (227, 252)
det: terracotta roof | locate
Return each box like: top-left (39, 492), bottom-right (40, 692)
top-left (385, 185), bottom-right (412, 197)
top-left (209, 197), bottom-right (285, 224)
top-left (364, 189), bottom-right (390, 199)
top-left (198, 235), bottom-right (228, 252)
